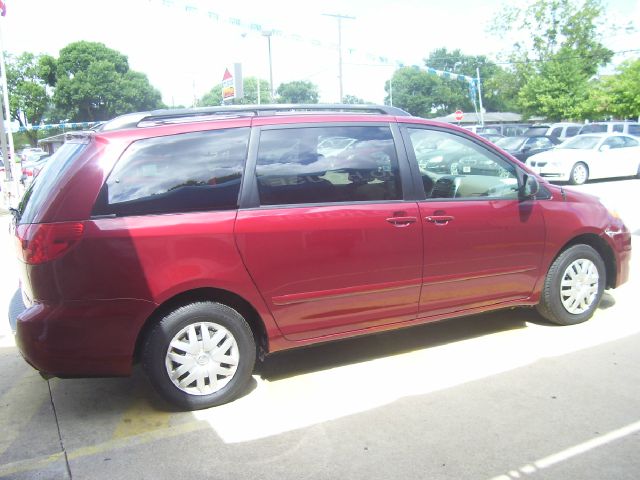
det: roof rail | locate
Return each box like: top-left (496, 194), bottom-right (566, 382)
top-left (99, 104), bottom-right (412, 131)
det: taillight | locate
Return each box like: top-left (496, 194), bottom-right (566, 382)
top-left (16, 222), bottom-right (85, 264)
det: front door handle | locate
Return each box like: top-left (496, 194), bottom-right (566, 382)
top-left (425, 215), bottom-right (455, 225)
top-left (386, 216), bottom-right (417, 226)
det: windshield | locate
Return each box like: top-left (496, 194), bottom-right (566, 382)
top-left (17, 140), bottom-right (89, 224)
top-left (558, 135), bottom-right (600, 150)
top-left (495, 137), bottom-right (526, 150)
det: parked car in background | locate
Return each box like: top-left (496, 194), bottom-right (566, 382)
top-left (523, 124), bottom-right (552, 137)
top-left (464, 124), bottom-right (531, 137)
top-left (579, 121), bottom-right (640, 137)
top-left (545, 123), bottom-right (583, 142)
top-left (526, 133), bottom-right (640, 184)
top-left (477, 133), bottom-right (505, 143)
top-left (10, 104), bottom-right (632, 410)
top-left (19, 147), bottom-right (45, 161)
top-left (496, 135), bottom-right (560, 162)
top-left (21, 154), bottom-right (51, 183)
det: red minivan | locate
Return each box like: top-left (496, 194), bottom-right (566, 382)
top-left (11, 105), bottom-right (632, 410)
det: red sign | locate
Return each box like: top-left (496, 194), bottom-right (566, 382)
top-left (454, 110), bottom-right (464, 121)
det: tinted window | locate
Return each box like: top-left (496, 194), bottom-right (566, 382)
top-left (94, 128), bottom-right (249, 217)
top-left (581, 124), bottom-right (607, 134)
top-left (256, 126), bottom-right (401, 206)
top-left (603, 137), bottom-right (626, 149)
top-left (628, 125), bottom-right (640, 136)
top-left (527, 137), bottom-right (552, 149)
top-left (566, 127), bottom-right (581, 137)
top-left (408, 128), bottom-right (518, 200)
top-left (613, 124), bottom-right (624, 133)
top-left (18, 141), bottom-right (88, 224)
top-left (550, 127), bottom-right (563, 137)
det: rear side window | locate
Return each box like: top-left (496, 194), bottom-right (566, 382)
top-left (550, 127), bottom-right (563, 138)
top-left (18, 141), bottom-right (88, 224)
top-left (566, 126), bottom-right (581, 137)
top-left (628, 125), bottom-right (640, 136)
top-left (94, 128), bottom-right (249, 217)
top-left (613, 124), bottom-right (624, 133)
top-left (256, 126), bottom-right (401, 206)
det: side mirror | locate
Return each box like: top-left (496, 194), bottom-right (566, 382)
top-left (520, 174), bottom-right (539, 198)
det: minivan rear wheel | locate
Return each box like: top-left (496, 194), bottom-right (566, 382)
top-left (142, 301), bottom-right (256, 410)
top-left (536, 245), bottom-right (605, 325)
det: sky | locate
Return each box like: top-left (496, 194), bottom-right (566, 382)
top-left (1, 0), bottom-right (639, 110)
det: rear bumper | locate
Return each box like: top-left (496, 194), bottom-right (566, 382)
top-left (14, 297), bottom-right (156, 377)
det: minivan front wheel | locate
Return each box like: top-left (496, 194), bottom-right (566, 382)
top-left (142, 301), bottom-right (256, 410)
top-left (536, 244), bottom-right (605, 325)
top-left (569, 162), bottom-right (589, 185)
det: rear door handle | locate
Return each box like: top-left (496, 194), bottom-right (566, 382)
top-left (425, 215), bottom-right (455, 224)
top-left (386, 216), bottom-right (418, 226)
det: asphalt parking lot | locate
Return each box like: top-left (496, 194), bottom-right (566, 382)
top-left (1, 178), bottom-right (639, 480)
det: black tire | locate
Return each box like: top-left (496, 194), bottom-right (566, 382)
top-left (142, 301), bottom-right (256, 410)
top-left (569, 162), bottom-right (589, 185)
top-left (536, 245), bottom-right (606, 325)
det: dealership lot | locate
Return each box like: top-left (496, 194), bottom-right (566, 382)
top-left (1, 178), bottom-right (639, 480)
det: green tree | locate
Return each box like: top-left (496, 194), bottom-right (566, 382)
top-left (342, 94), bottom-right (366, 104)
top-left (491, 0), bottom-right (613, 120)
top-left (198, 77), bottom-right (272, 106)
top-left (53, 41), bottom-right (164, 121)
top-left (5, 53), bottom-right (54, 146)
top-left (276, 80), bottom-right (319, 104)
top-left (385, 49), bottom-right (519, 117)
top-left (385, 67), bottom-right (444, 117)
top-left (603, 59), bottom-right (640, 119)
top-left (423, 48), bottom-right (518, 113)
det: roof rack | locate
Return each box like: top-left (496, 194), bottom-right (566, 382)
top-left (99, 104), bottom-right (412, 131)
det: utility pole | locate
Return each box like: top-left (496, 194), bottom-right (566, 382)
top-left (262, 30), bottom-right (274, 101)
top-left (476, 67), bottom-right (484, 127)
top-left (322, 13), bottom-right (355, 103)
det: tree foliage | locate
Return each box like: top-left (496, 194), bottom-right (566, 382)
top-left (53, 41), bottom-right (164, 121)
top-left (492, 0), bottom-right (613, 120)
top-left (602, 59), bottom-right (640, 119)
top-left (386, 49), bottom-right (519, 117)
top-left (276, 80), bottom-right (319, 104)
top-left (342, 94), bottom-right (366, 104)
top-left (5, 53), bottom-right (53, 145)
top-left (198, 77), bottom-right (273, 106)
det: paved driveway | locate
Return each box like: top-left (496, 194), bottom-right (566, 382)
top-left (1, 178), bottom-right (639, 480)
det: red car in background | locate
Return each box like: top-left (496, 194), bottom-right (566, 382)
top-left (10, 104), bottom-right (632, 410)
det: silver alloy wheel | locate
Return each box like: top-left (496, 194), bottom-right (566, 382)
top-left (572, 163), bottom-right (588, 184)
top-left (560, 259), bottom-right (599, 314)
top-left (165, 322), bottom-right (239, 396)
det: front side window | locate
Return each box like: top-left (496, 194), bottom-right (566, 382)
top-left (256, 126), bottom-right (401, 206)
top-left (613, 124), bottom-right (624, 133)
top-left (94, 128), bottom-right (249, 216)
top-left (408, 128), bottom-right (518, 200)
top-left (627, 125), bottom-right (640, 136)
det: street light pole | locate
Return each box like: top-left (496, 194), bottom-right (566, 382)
top-left (322, 13), bottom-right (355, 102)
top-left (262, 30), bottom-right (274, 102)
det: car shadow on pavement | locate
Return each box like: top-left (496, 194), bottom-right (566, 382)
top-left (257, 307), bottom-right (541, 381)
